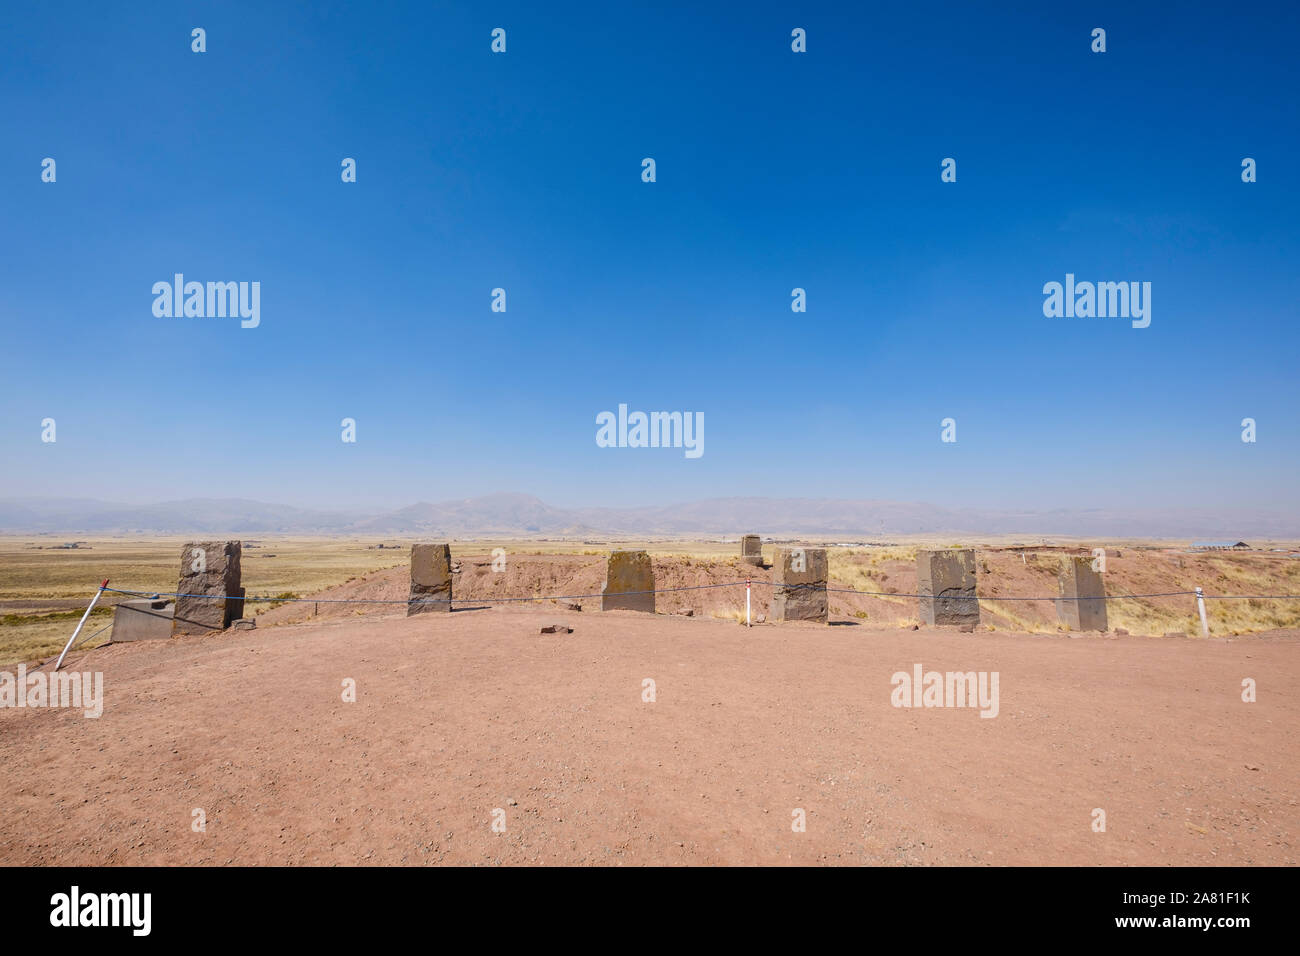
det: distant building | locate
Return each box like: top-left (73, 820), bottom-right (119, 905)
top-left (1191, 541), bottom-right (1250, 551)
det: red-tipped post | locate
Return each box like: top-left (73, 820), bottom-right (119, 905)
top-left (55, 580), bottom-right (110, 671)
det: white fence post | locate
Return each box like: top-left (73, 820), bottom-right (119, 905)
top-left (1195, 586), bottom-right (1209, 637)
top-left (746, 579), bottom-right (751, 627)
top-left (55, 579), bottom-right (109, 671)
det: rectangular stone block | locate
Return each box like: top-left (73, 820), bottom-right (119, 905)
top-left (771, 547), bottom-right (828, 623)
top-left (112, 598), bottom-right (175, 642)
top-left (409, 543), bottom-right (452, 614)
top-left (916, 548), bottom-right (979, 627)
top-left (172, 540), bottom-right (242, 636)
top-left (740, 534), bottom-right (763, 567)
top-left (601, 550), bottom-right (655, 613)
top-left (1056, 556), bottom-right (1108, 631)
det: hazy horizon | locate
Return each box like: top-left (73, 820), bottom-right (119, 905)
top-left (2, 491), bottom-right (1297, 539)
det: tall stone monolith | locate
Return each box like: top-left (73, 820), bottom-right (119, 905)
top-left (771, 547), bottom-right (828, 623)
top-left (409, 543), bottom-right (453, 614)
top-left (740, 534), bottom-right (763, 567)
top-left (916, 548), bottom-right (979, 627)
top-left (601, 550), bottom-right (655, 613)
top-left (172, 540), bottom-right (243, 636)
top-left (1056, 556), bottom-right (1107, 631)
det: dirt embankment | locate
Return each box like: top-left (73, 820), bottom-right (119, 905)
top-left (255, 548), bottom-right (1300, 637)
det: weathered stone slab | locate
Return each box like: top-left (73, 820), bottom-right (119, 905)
top-left (112, 598), bottom-right (175, 642)
top-left (601, 550), bottom-right (655, 613)
top-left (1056, 556), bottom-right (1107, 631)
top-left (771, 547), bottom-right (828, 623)
top-left (172, 540), bottom-right (242, 636)
top-left (409, 543), bottom-right (452, 614)
top-left (916, 548), bottom-right (979, 627)
top-left (740, 534), bottom-right (763, 567)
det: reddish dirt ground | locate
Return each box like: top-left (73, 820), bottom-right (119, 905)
top-left (2, 605), bottom-right (1296, 866)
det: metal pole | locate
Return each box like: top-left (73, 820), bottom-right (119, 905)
top-left (1195, 586), bottom-right (1209, 637)
top-left (55, 579), bottom-right (109, 671)
top-left (746, 579), bottom-right (751, 627)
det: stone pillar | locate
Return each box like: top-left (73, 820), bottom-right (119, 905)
top-left (409, 543), bottom-right (453, 614)
top-left (172, 541), bottom-right (243, 636)
top-left (771, 547), bottom-right (828, 623)
top-left (740, 534), bottom-right (763, 567)
top-left (1056, 556), bottom-right (1107, 631)
top-left (601, 550), bottom-right (655, 613)
top-left (916, 548), bottom-right (979, 627)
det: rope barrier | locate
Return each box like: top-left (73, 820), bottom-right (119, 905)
top-left (1199, 593), bottom-right (1300, 600)
top-left (103, 582), bottom-right (741, 605)
top-left (753, 582), bottom-right (1205, 601)
top-left (27, 621), bottom-right (114, 672)
top-left (100, 583), bottom-right (1300, 606)
top-left (72, 621), bottom-right (114, 649)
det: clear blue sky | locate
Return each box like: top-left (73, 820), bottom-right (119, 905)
top-left (2, 1), bottom-right (1297, 513)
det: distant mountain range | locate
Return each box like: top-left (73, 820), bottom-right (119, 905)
top-left (0, 494), bottom-right (1295, 539)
